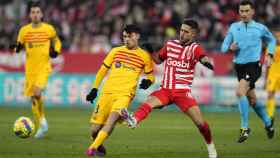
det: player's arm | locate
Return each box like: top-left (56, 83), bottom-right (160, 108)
top-left (92, 64), bottom-right (109, 89)
top-left (263, 26), bottom-right (276, 58)
top-left (263, 48), bottom-right (273, 89)
top-left (221, 25), bottom-right (234, 53)
top-left (10, 27), bottom-right (24, 53)
top-left (139, 51), bottom-right (155, 90)
top-left (86, 50), bottom-right (115, 103)
top-left (199, 55), bottom-right (214, 70)
top-left (141, 43), bottom-right (167, 64)
top-left (49, 26), bottom-right (62, 58)
top-left (49, 36), bottom-right (62, 58)
top-left (197, 46), bottom-right (214, 70)
top-left (86, 64), bottom-right (109, 103)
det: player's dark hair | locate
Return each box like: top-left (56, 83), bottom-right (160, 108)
top-left (239, 0), bottom-right (255, 9)
top-left (123, 24), bottom-right (141, 34)
top-left (182, 19), bottom-right (199, 32)
top-left (27, 1), bottom-right (42, 13)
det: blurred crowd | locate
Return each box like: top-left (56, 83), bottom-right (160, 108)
top-left (0, 0), bottom-right (279, 53)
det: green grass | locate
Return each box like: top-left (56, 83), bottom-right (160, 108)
top-left (0, 107), bottom-right (279, 158)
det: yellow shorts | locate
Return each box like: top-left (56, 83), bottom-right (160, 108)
top-left (24, 72), bottom-right (49, 96)
top-left (90, 93), bottom-right (132, 125)
top-left (266, 75), bottom-right (280, 92)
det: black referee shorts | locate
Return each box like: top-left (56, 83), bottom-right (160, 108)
top-left (234, 61), bottom-right (262, 90)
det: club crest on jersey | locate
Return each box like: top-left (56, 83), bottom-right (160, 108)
top-left (115, 61), bottom-right (122, 68)
top-left (166, 58), bottom-right (189, 68)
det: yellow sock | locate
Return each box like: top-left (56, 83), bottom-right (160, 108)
top-left (37, 97), bottom-right (45, 121)
top-left (89, 130), bottom-right (108, 149)
top-left (32, 99), bottom-right (40, 130)
top-left (266, 98), bottom-right (275, 118)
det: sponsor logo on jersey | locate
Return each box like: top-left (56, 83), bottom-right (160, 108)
top-left (115, 61), bottom-right (121, 68)
top-left (166, 58), bottom-right (189, 68)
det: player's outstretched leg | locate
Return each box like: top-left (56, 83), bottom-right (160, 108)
top-left (86, 112), bottom-right (120, 157)
top-left (252, 101), bottom-right (274, 139)
top-left (90, 125), bottom-right (106, 157)
top-left (237, 96), bottom-right (250, 143)
top-left (121, 100), bottom-right (158, 128)
top-left (185, 106), bottom-right (217, 158)
top-left (199, 122), bottom-right (217, 158)
top-left (266, 91), bottom-right (276, 119)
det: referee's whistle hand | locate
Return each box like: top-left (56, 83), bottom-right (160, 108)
top-left (229, 42), bottom-right (238, 51)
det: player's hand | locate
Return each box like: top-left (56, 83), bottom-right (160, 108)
top-left (49, 47), bottom-right (59, 58)
top-left (229, 42), bottom-right (238, 52)
top-left (265, 54), bottom-right (273, 67)
top-left (139, 79), bottom-right (152, 89)
top-left (141, 43), bottom-right (154, 54)
top-left (9, 42), bottom-right (23, 53)
top-left (200, 56), bottom-right (214, 70)
top-left (86, 88), bottom-right (98, 103)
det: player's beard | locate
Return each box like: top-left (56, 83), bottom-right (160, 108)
top-left (179, 37), bottom-right (191, 45)
top-left (31, 16), bottom-right (42, 25)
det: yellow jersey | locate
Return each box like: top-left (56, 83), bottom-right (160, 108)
top-left (100, 46), bottom-right (154, 95)
top-left (16, 22), bottom-right (61, 75)
top-left (268, 45), bottom-right (280, 77)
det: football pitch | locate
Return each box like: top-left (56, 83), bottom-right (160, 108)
top-left (0, 107), bottom-right (279, 158)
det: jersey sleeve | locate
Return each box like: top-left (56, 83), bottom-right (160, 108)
top-left (158, 44), bottom-right (168, 60)
top-left (262, 25), bottom-right (276, 55)
top-left (194, 45), bottom-right (205, 60)
top-left (103, 49), bottom-right (116, 68)
top-left (143, 53), bottom-right (154, 74)
top-left (221, 24), bottom-right (234, 53)
top-left (49, 25), bottom-right (62, 53)
top-left (16, 27), bottom-right (24, 44)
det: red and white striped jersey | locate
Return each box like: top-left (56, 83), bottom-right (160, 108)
top-left (158, 40), bottom-right (204, 91)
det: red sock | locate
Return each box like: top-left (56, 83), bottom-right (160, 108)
top-left (198, 122), bottom-right (212, 144)
top-left (133, 103), bottom-right (152, 123)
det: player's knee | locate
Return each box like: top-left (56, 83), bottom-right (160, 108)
top-left (267, 92), bottom-right (275, 99)
top-left (146, 96), bottom-right (163, 109)
top-left (236, 89), bottom-right (246, 97)
top-left (33, 88), bottom-right (42, 98)
top-left (248, 98), bottom-right (256, 106)
top-left (31, 96), bottom-right (41, 102)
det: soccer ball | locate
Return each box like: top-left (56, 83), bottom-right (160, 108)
top-left (13, 117), bottom-right (35, 138)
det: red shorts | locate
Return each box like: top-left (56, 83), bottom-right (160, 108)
top-left (150, 88), bottom-right (197, 112)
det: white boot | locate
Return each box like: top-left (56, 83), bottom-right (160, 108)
top-left (34, 118), bottom-right (48, 139)
top-left (207, 142), bottom-right (217, 158)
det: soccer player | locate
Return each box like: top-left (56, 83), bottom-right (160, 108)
top-left (221, 0), bottom-right (276, 143)
top-left (121, 19), bottom-right (217, 158)
top-left (11, 1), bottom-right (61, 138)
top-left (265, 29), bottom-right (280, 120)
top-left (85, 24), bottom-right (155, 157)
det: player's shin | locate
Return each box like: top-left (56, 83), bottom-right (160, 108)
top-left (31, 99), bottom-right (41, 130)
top-left (266, 98), bottom-right (275, 118)
top-left (89, 130), bottom-right (108, 150)
top-left (197, 122), bottom-right (217, 158)
top-left (133, 102), bottom-right (153, 123)
top-left (238, 96), bottom-right (249, 129)
top-left (197, 122), bottom-right (212, 144)
top-left (37, 97), bottom-right (45, 121)
top-left (253, 101), bottom-right (272, 127)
